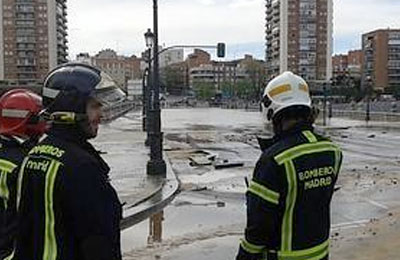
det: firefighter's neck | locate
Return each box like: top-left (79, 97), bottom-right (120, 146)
top-left (274, 118), bottom-right (303, 135)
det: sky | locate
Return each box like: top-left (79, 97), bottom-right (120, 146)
top-left (67, 0), bottom-right (400, 60)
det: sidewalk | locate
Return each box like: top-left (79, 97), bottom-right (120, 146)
top-left (92, 111), bottom-right (180, 229)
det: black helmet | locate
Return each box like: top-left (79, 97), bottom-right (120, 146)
top-left (42, 63), bottom-right (126, 117)
top-left (43, 63), bottom-right (102, 114)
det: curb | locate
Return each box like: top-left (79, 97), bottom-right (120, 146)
top-left (120, 153), bottom-right (180, 230)
top-left (124, 178), bottom-right (165, 209)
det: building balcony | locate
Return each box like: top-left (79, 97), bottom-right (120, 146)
top-left (17, 61), bottom-right (36, 67)
top-left (15, 6), bottom-right (35, 13)
top-left (15, 21), bottom-right (35, 27)
top-left (16, 38), bottom-right (36, 44)
top-left (17, 70), bottom-right (36, 74)
top-left (16, 45), bottom-right (35, 51)
top-left (57, 13), bottom-right (67, 22)
top-left (57, 0), bottom-right (67, 8)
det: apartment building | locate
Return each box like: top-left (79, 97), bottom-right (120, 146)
top-left (91, 49), bottom-right (142, 90)
top-left (347, 49), bottom-right (363, 79)
top-left (189, 55), bottom-right (264, 91)
top-left (0, 0), bottom-right (68, 85)
top-left (265, 0), bottom-right (333, 82)
top-left (159, 48), bottom-right (184, 68)
top-left (362, 29), bottom-right (400, 92)
top-left (332, 54), bottom-right (348, 77)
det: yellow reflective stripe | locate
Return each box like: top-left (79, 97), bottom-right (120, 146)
top-left (278, 240), bottom-right (329, 260)
top-left (281, 160), bottom-right (297, 251)
top-left (299, 84), bottom-right (309, 93)
top-left (43, 160), bottom-right (60, 260)
top-left (0, 159), bottom-right (17, 173)
top-left (4, 250), bottom-right (14, 260)
top-left (302, 131), bottom-right (317, 143)
top-left (275, 142), bottom-right (340, 165)
top-left (248, 180), bottom-right (280, 205)
top-left (240, 238), bottom-right (265, 254)
top-left (334, 149), bottom-right (341, 176)
top-left (269, 84), bottom-right (292, 97)
top-left (0, 160), bottom-right (16, 210)
top-left (16, 157), bottom-right (29, 211)
top-left (0, 171), bottom-right (9, 209)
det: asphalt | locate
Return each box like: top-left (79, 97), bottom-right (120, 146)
top-left (92, 111), bottom-right (180, 230)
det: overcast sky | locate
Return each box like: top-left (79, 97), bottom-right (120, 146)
top-left (67, 0), bottom-right (400, 60)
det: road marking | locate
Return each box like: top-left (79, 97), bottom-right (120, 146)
top-left (331, 219), bottom-right (370, 231)
top-left (362, 198), bottom-right (389, 210)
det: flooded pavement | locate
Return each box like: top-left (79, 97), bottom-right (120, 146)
top-left (122, 108), bottom-right (400, 260)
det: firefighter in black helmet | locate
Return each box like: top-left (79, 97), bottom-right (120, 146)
top-left (236, 71), bottom-right (342, 260)
top-left (13, 63), bottom-right (125, 260)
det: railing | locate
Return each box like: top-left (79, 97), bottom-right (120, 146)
top-left (320, 109), bottom-right (400, 122)
top-left (101, 100), bottom-right (137, 123)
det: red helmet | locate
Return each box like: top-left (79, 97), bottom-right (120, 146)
top-left (0, 89), bottom-right (47, 137)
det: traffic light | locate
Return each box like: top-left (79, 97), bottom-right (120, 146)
top-left (217, 43), bottom-right (225, 58)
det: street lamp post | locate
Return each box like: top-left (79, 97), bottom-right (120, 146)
top-left (144, 29), bottom-right (155, 146)
top-left (142, 67), bottom-right (148, 132)
top-left (147, 0), bottom-right (166, 176)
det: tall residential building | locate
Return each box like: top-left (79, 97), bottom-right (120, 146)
top-left (362, 29), bottom-right (400, 92)
top-left (0, 0), bottom-right (68, 85)
top-left (265, 0), bottom-right (333, 82)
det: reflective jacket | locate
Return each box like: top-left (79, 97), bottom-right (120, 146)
top-left (237, 124), bottom-right (342, 260)
top-left (0, 136), bottom-right (34, 259)
top-left (13, 126), bottom-right (122, 260)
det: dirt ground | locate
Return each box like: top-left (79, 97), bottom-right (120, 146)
top-left (331, 206), bottom-right (400, 260)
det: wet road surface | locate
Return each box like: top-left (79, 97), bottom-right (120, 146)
top-left (122, 108), bottom-right (400, 260)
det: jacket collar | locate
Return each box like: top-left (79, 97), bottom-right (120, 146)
top-left (257, 123), bottom-right (313, 151)
top-left (47, 126), bottom-right (110, 175)
top-left (273, 122), bottom-right (313, 142)
top-left (0, 134), bottom-right (36, 152)
top-left (48, 125), bottom-right (88, 145)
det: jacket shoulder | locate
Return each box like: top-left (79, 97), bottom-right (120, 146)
top-left (28, 136), bottom-right (92, 166)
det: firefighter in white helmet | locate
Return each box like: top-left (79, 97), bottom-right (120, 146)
top-left (237, 71), bottom-right (342, 260)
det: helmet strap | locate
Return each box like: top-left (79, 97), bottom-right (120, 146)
top-left (49, 111), bottom-right (95, 139)
top-left (49, 112), bottom-right (87, 124)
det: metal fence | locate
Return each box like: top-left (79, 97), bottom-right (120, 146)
top-left (320, 109), bottom-right (400, 122)
top-left (102, 100), bottom-right (137, 123)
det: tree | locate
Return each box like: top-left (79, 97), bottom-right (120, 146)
top-left (220, 81), bottom-right (234, 98)
top-left (386, 85), bottom-right (400, 100)
top-left (162, 65), bottom-right (186, 95)
top-left (192, 81), bottom-right (216, 100)
top-left (241, 59), bottom-right (265, 100)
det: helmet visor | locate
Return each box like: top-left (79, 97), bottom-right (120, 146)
top-left (93, 72), bottom-right (126, 106)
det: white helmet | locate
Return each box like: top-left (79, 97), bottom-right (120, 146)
top-left (262, 71), bottom-right (311, 121)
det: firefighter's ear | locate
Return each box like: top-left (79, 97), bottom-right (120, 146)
top-left (267, 108), bottom-right (274, 121)
top-left (308, 106), bottom-right (319, 124)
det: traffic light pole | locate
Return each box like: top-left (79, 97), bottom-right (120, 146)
top-left (145, 44), bottom-right (226, 64)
